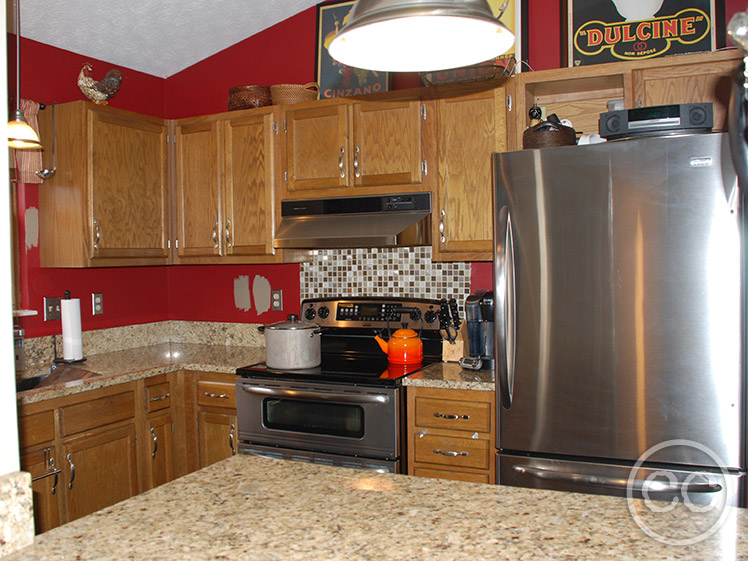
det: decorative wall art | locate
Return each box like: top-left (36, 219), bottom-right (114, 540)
top-left (568, 0), bottom-right (718, 67)
top-left (315, 0), bottom-right (389, 99)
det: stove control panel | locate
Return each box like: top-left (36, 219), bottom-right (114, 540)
top-left (302, 297), bottom-right (442, 330)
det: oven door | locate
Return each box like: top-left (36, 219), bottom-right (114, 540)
top-left (236, 378), bottom-right (401, 461)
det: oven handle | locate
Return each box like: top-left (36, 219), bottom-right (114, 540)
top-left (239, 384), bottom-right (390, 404)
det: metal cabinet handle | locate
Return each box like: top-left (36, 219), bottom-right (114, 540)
top-left (439, 209), bottom-right (446, 243)
top-left (433, 449), bottom-right (468, 457)
top-left (225, 219), bottom-right (232, 248)
top-left (229, 423), bottom-right (236, 456)
top-left (212, 221), bottom-right (219, 249)
top-left (151, 427), bottom-right (158, 460)
top-left (353, 145), bottom-right (361, 178)
top-left (67, 453), bottom-right (75, 490)
top-left (339, 146), bottom-right (346, 178)
top-left (203, 391), bottom-right (229, 399)
top-left (32, 451), bottom-right (61, 495)
top-left (149, 393), bottom-right (170, 402)
top-left (93, 219), bottom-right (101, 250)
top-left (433, 412), bottom-right (470, 420)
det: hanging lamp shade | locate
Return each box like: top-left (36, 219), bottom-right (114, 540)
top-left (327, 0), bottom-right (515, 73)
top-left (8, 109), bottom-right (41, 149)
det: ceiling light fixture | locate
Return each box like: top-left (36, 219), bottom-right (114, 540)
top-left (8, 0), bottom-right (42, 150)
top-left (327, 0), bottom-right (515, 73)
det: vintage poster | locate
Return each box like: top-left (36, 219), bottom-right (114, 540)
top-left (569, 0), bottom-right (716, 67)
top-left (315, 0), bottom-right (389, 100)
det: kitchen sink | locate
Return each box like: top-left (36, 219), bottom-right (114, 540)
top-left (16, 375), bottom-right (48, 392)
top-left (16, 367), bottom-right (101, 392)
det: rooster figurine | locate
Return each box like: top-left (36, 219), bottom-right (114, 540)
top-left (77, 63), bottom-right (122, 105)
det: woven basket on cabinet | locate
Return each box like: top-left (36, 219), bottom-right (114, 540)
top-left (270, 83), bottom-right (319, 105)
top-left (228, 85), bottom-right (272, 111)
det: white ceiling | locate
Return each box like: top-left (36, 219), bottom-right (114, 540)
top-left (13, 0), bottom-right (321, 78)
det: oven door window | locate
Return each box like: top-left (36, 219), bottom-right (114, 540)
top-left (263, 397), bottom-right (364, 438)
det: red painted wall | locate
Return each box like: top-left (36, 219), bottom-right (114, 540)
top-left (12, 0), bottom-right (745, 337)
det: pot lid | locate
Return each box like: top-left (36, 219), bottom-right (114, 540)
top-left (391, 328), bottom-right (419, 338)
top-left (265, 314), bottom-right (319, 330)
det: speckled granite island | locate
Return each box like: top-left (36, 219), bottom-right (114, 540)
top-left (6, 454), bottom-right (747, 560)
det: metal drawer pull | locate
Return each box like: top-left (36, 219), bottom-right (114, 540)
top-left (151, 427), bottom-right (158, 459)
top-left (67, 453), bottom-right (75, 490)
top-left (203, 391), bottom-right (229, 399)
top-left (229, 423), bottom-right (236, 456)
top-left (353, 145), bottom-right (360, 178)
top-left (212, 221), bottom-right (219, 249)
top-left (31, 468), bottom-right (62, 483)
top-left (339, 146), bottom-right (346, 178)
top-left (433, 412), bottom-right (470, 420)
top-left (433, 449), bottom-right (468, 457)
top-left (93, 219), bottom-right (101, 250)
top-left (149, 393), bottom-right (170, 402)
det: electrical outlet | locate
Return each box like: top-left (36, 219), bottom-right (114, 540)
top-left (271, 289), bottom-right (283, 311)
top-left (92, 293), bottom-right (104, 316)
top-left (43, 297), bottom-right (61, 321)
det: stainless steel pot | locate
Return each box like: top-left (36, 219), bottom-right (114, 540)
top-left (259, 314), bottom-right (321, 369)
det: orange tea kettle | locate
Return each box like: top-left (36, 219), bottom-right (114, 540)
top-left (374, 329), bottom-right (423, 365)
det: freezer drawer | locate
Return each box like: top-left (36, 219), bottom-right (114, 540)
top-left (498, 453), bottom-right (745, 508)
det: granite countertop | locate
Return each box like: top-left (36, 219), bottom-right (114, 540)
top-left (6, 454), bottom-right (747, 560)
top-left (17, 343), bottom-right (493, 404)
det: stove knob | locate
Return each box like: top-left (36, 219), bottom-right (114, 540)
top-left (318, 306), bottom-right (330, 319)
top-left (304, 308), bottom-right (316, 321)
top-left (410, 310), bottom-right (422, 322)
top-left (424, 310), bottom-right (437, 324)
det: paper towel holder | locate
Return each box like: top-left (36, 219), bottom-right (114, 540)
top-left (52, 334), bottom-right (86, 365)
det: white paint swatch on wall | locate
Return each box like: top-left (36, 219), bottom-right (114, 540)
top-left (233, 275), bottom-right (252, 312)
top-left (253, 275), bottom-right (271, 315)
top-left (25, 206), bottom-right (39, 250)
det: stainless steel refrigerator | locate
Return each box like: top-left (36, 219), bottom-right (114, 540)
top-left (492, 132), bottom-right (745, 507)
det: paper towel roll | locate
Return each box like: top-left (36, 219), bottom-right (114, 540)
top-left (61, 298), bottom-right (83, 361)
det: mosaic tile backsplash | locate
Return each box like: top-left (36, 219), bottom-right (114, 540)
top-left (300, 247), bottom-right (471, 305)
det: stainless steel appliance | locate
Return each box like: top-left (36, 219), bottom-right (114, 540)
top-left (493, 132), bottom-right (746, 507)
top-left (464, 291), bottom-right (495, 370)
top-left (236, 297), bottom-right (444, 473)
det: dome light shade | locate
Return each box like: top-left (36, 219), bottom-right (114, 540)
top-left (8, 109), bottom-right (41, 149)
top-left (327, 0), bottom-right (515, 73)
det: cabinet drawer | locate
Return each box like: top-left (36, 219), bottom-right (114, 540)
top-left (60, 390), bottom-right (135, 436)
top-left (414, 434), bottom-right (490, 470)
top-left (197, 380), bottom-right (236, 409)
top-left (413, 466), bottom-right (490, 484)
top-left (414, 397), bottom-right (491, 433)
top-left (145, 382), bottom-right (171, 413)
top-left (19, 410), bottom-right (55, 448)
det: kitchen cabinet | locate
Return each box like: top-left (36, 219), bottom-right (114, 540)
top-left (173, 107), bottom-right (281, 263)
top-left (432, 85), bottom-right (509, 262)
top-left (281, 96), bottom-right (435, 198)
top-left (139, 375), bottom-right (175, 490)
top-left (407, 387), bottom-right (495, 484)
top-left (194, 372), bottom-right (237, 468)
top-left (37, 101), bottom-right (169, 267)
top-left (18, 410), bottom-right (59, 534)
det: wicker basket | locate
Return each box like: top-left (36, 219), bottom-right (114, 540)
top-left (228, 85), bottom-right (272, 111)
top-left (270, 83), bottom-right (319, 105)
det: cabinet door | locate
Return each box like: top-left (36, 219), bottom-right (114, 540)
top-left (20, 446), bottom-right (61, 534)
top-left (146, 412), bottom-right (175, 489)
top-left (352, 100), bottom-right (425, 188)
top-left (224, 110), bottom-right (278, 258)
top-left (284, 103), bottom-right (349, 193)
top-left (88, 110), bottom-right (169, 262)
top-left (197, 410), bottom-right (237, 469)
top-left (632, 58), bottom-right (736, 131)
top-left (175, 120), bottom-right (222, 258)
top-left (434, 88), bottom-right (507, 261)
top-left (61, 423), bottom-right (138, 523)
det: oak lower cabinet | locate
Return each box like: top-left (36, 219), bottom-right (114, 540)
top-left (37, 101), bottom-right (169, 267)
top-left (432, 85), bottom-right (509, 262)
top-left (194, 372), bottom-right (238, 468)
top-left (139, 375), bottom-right (175, 490)
top-left (173, 107), bottom-right (281, 264)
top-left (407, 387), bottom-right (495, 483)
top-left (18, 409), bottom-right (59, 534)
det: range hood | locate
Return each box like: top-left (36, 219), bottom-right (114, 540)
top-left (274, 193), bottom-right (431, 249)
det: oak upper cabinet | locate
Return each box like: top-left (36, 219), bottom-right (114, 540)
top-left (281, 96), bottom-right (434, 198)
top-left (433, 85), bottom-right (508, 261)
top-left (174, 107), bottom-right (281, 263)
top-left (38, 101), bottom-right (169, 267)
top-left (631, 49), bottom-right (740, 131)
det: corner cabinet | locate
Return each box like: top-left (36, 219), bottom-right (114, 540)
top-left (38, 101), bottom-right (169, 267)
top-left (173, 107), bottom-right (281, 264)
top-left (281, 96), bottom-right (435, 198)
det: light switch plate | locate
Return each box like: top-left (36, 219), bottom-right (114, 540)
top-left (44, 297), bottom-right (61, 321)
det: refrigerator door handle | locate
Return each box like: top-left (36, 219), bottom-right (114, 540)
top-left (513, 465), bottom-right (723, 494)
top-left (495, 206), bottom-right (516, 409)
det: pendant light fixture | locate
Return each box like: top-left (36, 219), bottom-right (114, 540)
top-left (8, 0), bottom-right (42, 150)
top-left (327, 0), bottom-right (515, 73)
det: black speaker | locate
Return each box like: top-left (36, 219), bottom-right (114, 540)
top-left (599, 103), bottom-right (713, 140)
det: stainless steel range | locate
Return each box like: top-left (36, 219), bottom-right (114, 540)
top-left (236, 297), bottom-right (448, 473)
